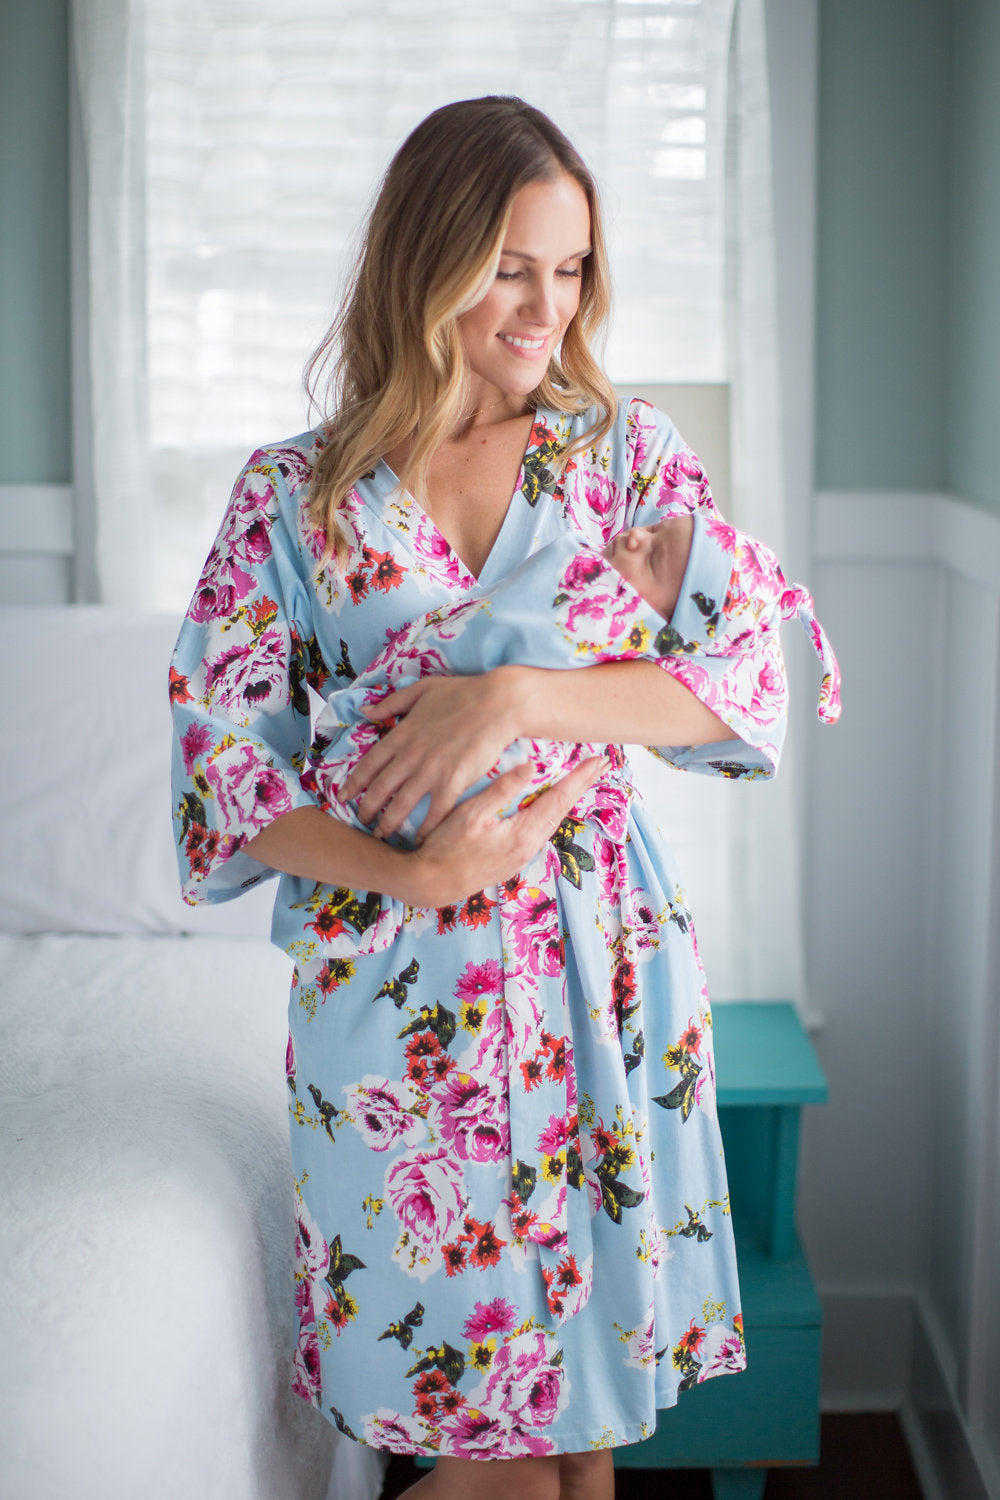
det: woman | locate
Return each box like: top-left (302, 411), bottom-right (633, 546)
top-left (171, 97), bottom-right (782, 1500)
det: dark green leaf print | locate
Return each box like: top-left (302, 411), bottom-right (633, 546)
top-left (307, 1082), bottom-right (341, 1141)
top-left (706, 760), bottom-right (756, 779)
top-left (520, 442), bottom-right (561, 506)
top-left (378, 1301), bottom-right (425, 1349)
top-left (653, 1067), bottom-right (701, 1120)
top-left (512, 1160), bottom-right (537, 1201)
top-left (406, 1341), bottom-right (465, 1387)
top-left (334, 638), bottom-right (357, 682)
top-left (691, 591), bottom-right (720, 634)
top-left (373, 958), bottom-right (420, 1008)
top-left (551, 816), bottom-right (596, 889)
top-left (397, 1002), bottom-right (457, 1049)
top-left (176, 790), bottom-right (207, 841)
top-left (679, 1204), bottom-right (713, 1242)
top-left (329, 1405), bottom-right (359, 1441)
top-left (654, 622), bottom-right (697, 657)
top-left (598, 1172), bottom-right (645, 1224)
top-left (325, 1234), bottom-right (366, 1298)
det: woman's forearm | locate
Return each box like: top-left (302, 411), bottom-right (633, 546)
top-left (242, 754), bottom-right (607, 906)
top-left (244, 807), bottom-right (420, 898)
top-left (497, 659), bottom-right (738, 747)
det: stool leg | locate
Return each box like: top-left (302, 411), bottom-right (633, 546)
top-left (710, 1467), bottom-right (768, 1500)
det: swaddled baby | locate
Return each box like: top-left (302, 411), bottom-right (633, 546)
top-left (302, 513), bottom-right (840, 845)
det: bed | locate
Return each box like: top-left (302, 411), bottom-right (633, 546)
top-left (0, 608), bottom-right (385, 1500)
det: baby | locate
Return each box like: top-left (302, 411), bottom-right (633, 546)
top-left (302, 513), bottom-right (840, 847)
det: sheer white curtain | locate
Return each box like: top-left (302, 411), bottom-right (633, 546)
top-left (71, 0), bottom-right (800, 1001)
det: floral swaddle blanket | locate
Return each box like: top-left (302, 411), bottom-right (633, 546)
top-left (303, 518), bottom-right (840, 850)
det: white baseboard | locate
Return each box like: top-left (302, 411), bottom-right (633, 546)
top-left (901, 1296), bottom-right (998, 1500)
top-left (818, 1289), bottom-right (1000, 1497)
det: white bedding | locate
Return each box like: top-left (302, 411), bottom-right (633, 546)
top-left (0, 932), bottom-right (383, 1500)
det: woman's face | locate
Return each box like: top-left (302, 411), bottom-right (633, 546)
top-left (457, 172), bottom-right (592, 404)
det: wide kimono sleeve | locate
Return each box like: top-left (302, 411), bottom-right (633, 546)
top-left (169, 449), bottom-right (324, 905)
top-left (619, 399), bottom-right (840, 779)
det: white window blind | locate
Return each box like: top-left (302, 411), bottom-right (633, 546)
top-left (141, 0), bottom-right (735, 606)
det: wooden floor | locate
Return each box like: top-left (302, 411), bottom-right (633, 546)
top-left (381, 1414), bottom-right (924, 1498)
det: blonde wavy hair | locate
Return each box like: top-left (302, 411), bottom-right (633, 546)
top-left (306, 96), bottom-right (617, 565)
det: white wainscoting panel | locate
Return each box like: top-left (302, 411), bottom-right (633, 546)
top-left (0, 484), bottom-right (75, 604)
top-left (810, 489), bottom-right (1000, 1500)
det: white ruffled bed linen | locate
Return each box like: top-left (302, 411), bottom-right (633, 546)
top-left (0, 931), bottom-right (384, 1500)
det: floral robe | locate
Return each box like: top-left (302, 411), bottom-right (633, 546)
top-left (169, 400), bottom-right (839, 1458)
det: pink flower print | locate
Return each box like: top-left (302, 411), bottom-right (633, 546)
top-left (706, 518), bottom-right (737, 553)
top-left (432, 1072), bottom-right (510, 1163)
top-left (343, 1076), bottom-right (426, 1153)
top-left (507, 885), bottom-right (564, 977)
top-left (361, 1408), bottom-right (433, 1453)
top-left (627, 401), bottom-right (658, 471)
top-left (658, 447), bottom-right (712, 510)
top-left (593, 831), bottom-right (624, 903)
top-left (179, 721), bottom-right (212, 773)
top-left (756, 651), bottom-right (783, 698)
top-left (561, 550), bottom-right (607, 593)
top-left (697, 1322), bottom-right (747, 1380)
top-left (291, 1325), bottom-right (322, 1406)
top-left (413, 516), bottom-right (472, 587)
top-left (624, 1317), bottom-right (656, 1370)
top-left (438, 1408), bottom-right (552, 1459)
top-left (206, 742), bottom-right (293, 835)
top-left (189, 481), bottom-right (273, 622)
top-left (386, 645), bottom-right (452, 684)
top-left (537, 1113), bottom-right (575, 1155)
top-left (582, 473), bottom-right (620, 534)
top-left (462, 1298), bottom-right (518, 1342)
top-left (454, 960), bottom-right (505, 1004)
top-left (470, 1330), bottom-right (569, 1430)
top-left (627, 886), bottom-right (660, 951)
top-left (385, 1147), bottom-right (466, 1255)
top-left (203, 626), bottom-right (288, 721)
top-left (293, 1194), bottom-right (329, 1284)
top-left (285, 1031), bottom-right (296, 1091)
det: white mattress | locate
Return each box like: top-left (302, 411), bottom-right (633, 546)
top-left (0, 933), bottom-right (383, 1500)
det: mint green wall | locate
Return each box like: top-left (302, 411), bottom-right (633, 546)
top-left (814, 0), bottom-right (953, 492)
top-left (0, 0), bottom-right (71, 483)
top-left (947, 0), bottom-right (1000, 513)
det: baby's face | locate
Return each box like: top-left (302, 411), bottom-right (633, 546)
top-left (602, 517), bottom-right (691, 621)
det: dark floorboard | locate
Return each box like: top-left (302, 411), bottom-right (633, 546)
top-left (380, 1414), bottom-right (924, 1498)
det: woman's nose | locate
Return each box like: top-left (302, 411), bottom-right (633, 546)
top-left (522, 278), bottom-right (559, 327)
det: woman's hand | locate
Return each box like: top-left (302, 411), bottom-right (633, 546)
top-left (339, 671), bottom-right (522, 840)
top-left (404, 753), bottom-right (608, 908)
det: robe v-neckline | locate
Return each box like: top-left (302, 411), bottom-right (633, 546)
top-left (373, 406), bottom-right (546, 589)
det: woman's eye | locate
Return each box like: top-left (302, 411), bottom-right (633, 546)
top-left (496, 270), bottom-right (522, 281)
top-left (557, 267), bottom-right (583, 278)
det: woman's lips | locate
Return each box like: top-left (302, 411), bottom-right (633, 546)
top-left (498, 332), bottom-right (549, 355)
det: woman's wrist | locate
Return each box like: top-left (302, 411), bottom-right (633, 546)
top-left (488, 662), bottom-right (537, 741)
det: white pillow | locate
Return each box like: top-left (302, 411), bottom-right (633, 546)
top-left (0, 607), bottom-right (274, 937)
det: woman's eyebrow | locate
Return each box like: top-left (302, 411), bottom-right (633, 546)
top-left (500, 247), bottom-right (593, 262)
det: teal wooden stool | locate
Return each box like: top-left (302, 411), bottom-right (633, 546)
top-left (613, 1001), bottom-right (828, 1498)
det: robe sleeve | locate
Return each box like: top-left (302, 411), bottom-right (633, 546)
top-left (169, 449), bottom-right (323, 905)
top-left (619, 398), bottom-right (840, 779)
